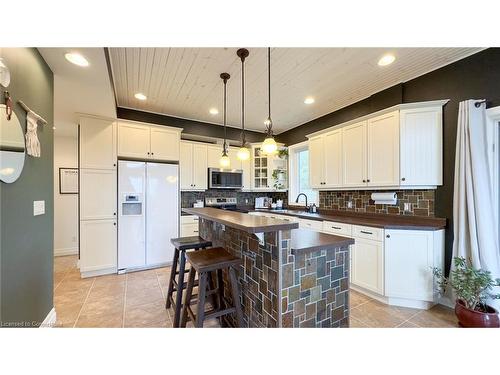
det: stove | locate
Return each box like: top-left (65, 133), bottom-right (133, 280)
top-left (205, 197), bottom-right (248, 212)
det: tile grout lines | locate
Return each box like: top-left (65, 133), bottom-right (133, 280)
top-left (122, 273), bottom-right (129, 328)
top-left (54, 259), bottom-right (75, 292)
top-left (155, 268), bottom-right (174, 326)
top-left (395, 310), bottom-right (423, 328)
top-left (72, 277), bottom-right (96, 328)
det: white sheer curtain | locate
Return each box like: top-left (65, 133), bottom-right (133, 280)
top-left (452, 99), bottom-right (500, 309)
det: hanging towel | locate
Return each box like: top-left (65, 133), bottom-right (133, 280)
top-left (25, 112), bottom-right (41, 157)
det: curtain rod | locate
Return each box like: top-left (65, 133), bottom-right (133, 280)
top-left (18, 100), bottom-right (48, 125)
top-left (474, 99), bottom-right (487, 108)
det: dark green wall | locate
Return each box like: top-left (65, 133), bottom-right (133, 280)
top-left (277, 48), bottom-right (500, 274)
top-left (0, 48), bottom-right (54, 326)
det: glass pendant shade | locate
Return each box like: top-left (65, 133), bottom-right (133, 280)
top-left (219, 152), bottom-right (230, 168)
top-left (262, 136), bottom-right (278, 155)
top-left (237, 146), bottom-right (250, 161)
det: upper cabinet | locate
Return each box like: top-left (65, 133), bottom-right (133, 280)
top-left (307, 100), bottom-right (447, 190)
top-left (399, 107), bottom-right (443, 187)
top-left (117, 121), bottom-right (180, 161)
top-left (366, 111), bottom-right (399, 187)
top-left (180, 141), bottom-right (207, 191)
top-left (80, 116), bottom-right (117, 170)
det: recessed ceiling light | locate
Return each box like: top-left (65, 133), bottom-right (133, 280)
top-left (64, 52), bottom-right (89, 67)
top-left (378, 54), bottom-right (396, 66)
top-left (304, 97), bottom-right (315, 104)
top-left (134, 93), bottom-right (147, 101)
top-left (209, 108), bottom-right (219, 115)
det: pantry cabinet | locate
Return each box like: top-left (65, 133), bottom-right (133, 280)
top-left (180, 141), bottom-right (207, 191)
top-left (117, 121), bottom-right (180, 161)
top-left (80, 219), bottom-right (117, 274)
top-left (307, 100), bottom-right (447, 190)
top-left (79, 116), bottom-right (117, 170)
top-left (80, 169), bottom-right (117, 220)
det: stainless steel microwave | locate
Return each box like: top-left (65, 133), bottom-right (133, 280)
top-left (208, 168), bottom-right (243, 189)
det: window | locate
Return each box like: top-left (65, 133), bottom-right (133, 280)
top-left (288, 142), bottom-right (318, 206)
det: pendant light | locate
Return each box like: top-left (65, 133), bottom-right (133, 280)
top-left (236, 48), bottom-right (251, 161)
top-left (262, 47), bottom-right (278, 155)
top-left (219, 72), bottom-right (231, 168)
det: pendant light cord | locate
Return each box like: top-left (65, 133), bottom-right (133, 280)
top-left (220, 72), bottom-right (230, 155)
top-left (268, 47), bottom-right (271, 122)
top-left (241, 54), bottom-right (245, 146)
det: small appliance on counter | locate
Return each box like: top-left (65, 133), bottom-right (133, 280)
top-left (193, 200), bottom-right (204, 208)
top-left (276, 199), bottom-right (283, 209)
top-left (255, 196), bottom-right (272, 209)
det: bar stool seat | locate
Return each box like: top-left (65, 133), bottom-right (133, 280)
top-left (166, 236), bottom-right (212, 328)
top-left (181, 247), bottom-right (244, 328)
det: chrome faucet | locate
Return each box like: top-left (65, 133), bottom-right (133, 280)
top-left (295, 193), bottom-right (308, 211)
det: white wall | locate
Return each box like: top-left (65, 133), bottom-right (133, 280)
top-left (53, 131), bottom-right (79, 256)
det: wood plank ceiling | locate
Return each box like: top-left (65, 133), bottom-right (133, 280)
top-left (108, 48), bottom-right (483, 133)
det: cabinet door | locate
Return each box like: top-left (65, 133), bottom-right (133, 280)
top-left (80, 169), bottom-right (117, 220)
top-left (385, 229), bottom-right (434, 301)
top-left (181, 223), bottom-right (199, 237)
top-left (207, 145), bottom-right (222, 168)
top-left (80, 219), bottom-right (117, 273)
top-left (192, 143), bottom-right (208, 190)
top-left (241, 159), bottom-right (252, 190)
top-left (400, 107), bottom-right (443, 186)
top-left (179, 142), bottom-right (193, 190)
top-left (80, 117), bottom-right (116, 170)
top-left (117, 122), bottom-right (151, 159)
top-left (324, 130), bottom-right (343, 187)
top-left (352, 238), bottom-right (384, 295)
top-left (228, 148), bottom-right (241, 171)
top-left (308, 135), bottom-right (324, 188)
top-left (342, 121), bottom-right (367, 187)
top-left (150, 127), bottom-right (180, 161)
top-left (367, 111), bottom-right (399, 186)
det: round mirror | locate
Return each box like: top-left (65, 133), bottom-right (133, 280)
top-left (0, 104), bottom-right (26, 183)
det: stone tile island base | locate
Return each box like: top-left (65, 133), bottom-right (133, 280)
top-left (199, 218), bottom-right (350, 328)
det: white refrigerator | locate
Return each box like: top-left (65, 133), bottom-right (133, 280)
top-left (118, 161), bottom-right (179, 271)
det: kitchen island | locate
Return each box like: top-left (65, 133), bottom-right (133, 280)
top-left (182, 207), bottom-right (354, 328)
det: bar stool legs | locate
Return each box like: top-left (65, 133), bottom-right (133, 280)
top-left (165, 248), bottom-right (179, 309)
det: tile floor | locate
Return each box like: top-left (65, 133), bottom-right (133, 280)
top-left (54, 255), bottom-right (458, 328)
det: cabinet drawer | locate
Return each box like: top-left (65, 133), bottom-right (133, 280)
top-left (180, 223), bottom-right (199, 237)
top-left (268, 213), bottom-right (298, 222)
top-left (322, 221), bottom-right (352, 236)
top-left (180, 215), bottom-right (199, 224)
top-left (353, 225), bottom-right (384, 241)
top-left (298, 218), bottom-right (323, 231)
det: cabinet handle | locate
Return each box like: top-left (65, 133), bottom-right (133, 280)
top-left (332, 226), bottom-right (342, 230)
top-left (151, 152), bottom-right (154, 156)
top-left (113, 222), bottom-right (116, 226)
top-left (113, 212), bottom-right (116, 216)
top-left (360, 230), bottom-right (373, 235)
top-left (193, 230), bottom-right (199, 233)
top-left (362, 179), bottom-right (366, 183)
top-left (367, 179), bottom-right (370, 183)
top-left (386, 234), bottom-right (390, 238)
top-left (113, 163), bottom-right (116, 167)
top-left (147, 152), bottom-right (150, 155)
top-left (401, 177), bottom-right (406, 181)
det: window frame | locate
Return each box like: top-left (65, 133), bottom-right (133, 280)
top-left (288, 141), bottom-right (318, 207)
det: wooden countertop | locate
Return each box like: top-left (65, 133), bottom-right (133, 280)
top-left (290, 229), bottom-right (354, 254)
top-left (182, 207), bottom-right (299, 233)
top-left (251, 208), bottom-right (446, 230)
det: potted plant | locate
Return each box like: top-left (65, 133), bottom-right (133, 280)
top-left (433, 257), bottom-right (500, 328)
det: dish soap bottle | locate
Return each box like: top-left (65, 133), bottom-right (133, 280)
top-left (311, 203), bottom-right (317, 213)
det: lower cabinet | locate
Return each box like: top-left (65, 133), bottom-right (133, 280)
top-left (351, 237), bottom-right (384, 295)
top-left (180, 215), bottom-right (199, 237)
top-left (80, 219), bottom-right (117, 276)
top-left (385, 229), bottom-right (444, 302)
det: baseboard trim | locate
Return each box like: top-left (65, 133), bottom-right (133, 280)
top-left (54, 247), bottom-right (78, 257)
top-left (80, 267), bottom-right (117, 278)
top-left (40, 307), bottom-right (57, 328)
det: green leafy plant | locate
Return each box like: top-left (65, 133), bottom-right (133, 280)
top-left (277, 148), bottom-right (288, 159)
top-left (433, 257), bottom-right (500, 312)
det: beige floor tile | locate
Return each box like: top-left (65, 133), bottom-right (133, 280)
top-left (407, 305), bottom-right (458, 328)
top-left (351, 300), bottom-right (420, 328)
top-left (54, 288), bottom-right (90, 307)
top-left (75, 311), bottom-right (123, 328)
top-left (124, 300), bottom-right (170, 328)
top-left (55, 302), bottom-right (83, 328)
top-left (80, 295), bottom-right (124, 316)
top-left (397, 320), bottom-right (420, 328)
top-left (126, 287), bottom-right (164, 308)
top-left (350, 290), bottom-right (372, 308)
top-left (126, 277), bottom-right (160, 292)
top-left (349, 317), bottom-right (369, 328)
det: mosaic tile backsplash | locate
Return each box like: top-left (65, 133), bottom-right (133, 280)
top-left (181, 189), bottom-right (287, 208)
top-left (319, 189), bottom-right (435, 217)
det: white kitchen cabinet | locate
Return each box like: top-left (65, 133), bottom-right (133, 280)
top-left (309, 130), bottom-right (342, 188)
top-left (385, 229), bottom-right (444, 303)
top-left (308, 135), bottom-right (324, 188)
top-left (80, 169), bottom-right (117, 220)
top-left (180, 215), bottom-right (199, 237)
top-left (117, 121), bottom-right (181, 161)
top-left (207, 145), bottom-right (221, 168)
top-left (241, 158), bottom-right (252, 190)
top-left (117, 122), bottom-right (151, 159)
top-left (80, 219), bottom-right (117, 276)
top-left (351, 237), bottom-right (384, 295)
top-left (150, 126), bottom-right (180, 161)
top-left (180, 141), bottom-right (207, 191)
top-left (298, 218), bottom-right (323, 231)
top-left (79, 116), bottom-right (117, 170)
top-left (400, 106), bottom-right (443, 187)
top-left (367, 111), bottom-right (399, 186)
top-left (342, 121), bottom-right (367, 187)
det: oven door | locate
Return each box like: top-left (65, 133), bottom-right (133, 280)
top-left (209, 168), bottom-right (243, 189)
